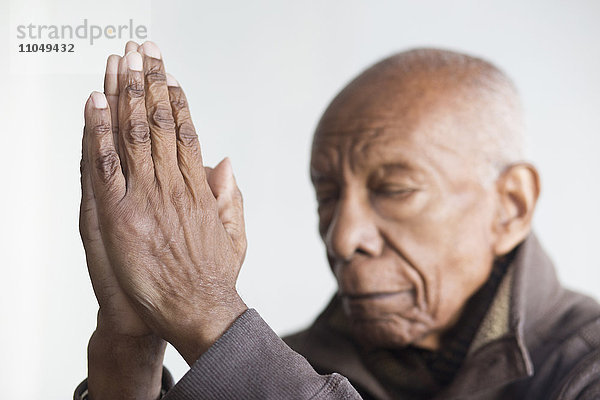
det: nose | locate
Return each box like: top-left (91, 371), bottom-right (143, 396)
top-left (325, 191), bottom-right (384, 261)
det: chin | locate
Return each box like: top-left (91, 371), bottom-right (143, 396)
top-left (349, 317), bottom-right (430, 349)
top-left (341, 292), bottom-right (433, 349)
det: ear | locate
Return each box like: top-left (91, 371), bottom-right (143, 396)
top-left (492, 163), bottom-right (540, 256)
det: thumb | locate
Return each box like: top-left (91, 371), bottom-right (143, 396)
top-left (206, 157), bottom-right (246, 252)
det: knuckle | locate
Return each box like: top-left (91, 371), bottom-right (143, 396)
top-left (125, 119), bottom-right (150, 144)
top-left (170, 94), bottom-right (187, 111)
top-left (95, 150), bottom-right (121, 183)
top-left (125, 81), bottom-right (144, 98)
top-left (169, 184), bottom-right (188, 206)
top-left (90, 122), bottom-right (111, 136)
top-left (150, 104), bottom-right (175, 130)
top-left (176, 121), bottom-right (198, 147)
top-left (146, 67), bottom-right (166, 85)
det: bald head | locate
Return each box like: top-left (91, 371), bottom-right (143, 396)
top-left (315, 48), bottom-right (526, 182)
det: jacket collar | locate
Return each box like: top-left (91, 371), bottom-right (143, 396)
top-left (301, 233), bottom-right (566, 399)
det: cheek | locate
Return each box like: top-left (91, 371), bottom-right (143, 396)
top-left (428, 195), bottom-right (498, 325)
top-left (378, 187), bottom-right (497, 326)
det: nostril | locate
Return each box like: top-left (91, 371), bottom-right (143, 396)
top-left (356, 248), bottom-right (369, 256)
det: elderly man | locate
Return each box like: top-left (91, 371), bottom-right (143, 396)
top-left (75, 41), bottom-right (600, 399)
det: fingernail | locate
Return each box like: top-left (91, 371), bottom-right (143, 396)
top-left (166, 73), bottom-right (179, 87)
top-left (140, 41), bottom-right (161, 59)
top-left (125, 40), bottom-right (139, 51)
top-left (91, 91), bottom-right (108, 109)
top-left (126, 51), bottom-right (143, 71)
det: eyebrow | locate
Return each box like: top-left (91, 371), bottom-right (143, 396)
top-left (375, 162), bottom-right (416, 173)
top-left (350, 151), bottom-right (419, 174)
top-left (310, 162), bottom-right (418, 184)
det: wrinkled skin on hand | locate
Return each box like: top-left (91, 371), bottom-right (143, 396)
top-left (81, 41), bottom-right (247, 364)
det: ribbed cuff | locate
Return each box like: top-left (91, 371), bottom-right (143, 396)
top-left (162, 309), bottom-right (337, 400)
top-left (73, 367), bottom-right (174, 400)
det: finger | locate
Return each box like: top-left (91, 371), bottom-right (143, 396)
top-left (118, 51), bottom-right (154, 187)
top-left (124, 40), bottom-right (139, 54)
top-left (79, 124), bottom-right (111, 302)
top-left (80, 125), bottom-right (108, 272)
top-left (166, 74), bottom-right (207, 197)
top-left (206, 158), bottom-right (245, 243)
top-left (104, 55), bottom-right (122, 161)
top-left (205, 160), bottom-right (228, 199)
top-left (138, 41), bottom-right (179, 187)
top-left (85, 92), bottom-right (126, 206)
top-left (80, 126), bottom-right (99, 241)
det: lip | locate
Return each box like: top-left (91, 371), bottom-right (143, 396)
top-left (341, 289), bottom-right (415, 301)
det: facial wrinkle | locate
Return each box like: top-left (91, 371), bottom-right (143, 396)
top-left (346, 127), bottom-right (389, 175)
top-left (380, 229), bottom-right (429, 315)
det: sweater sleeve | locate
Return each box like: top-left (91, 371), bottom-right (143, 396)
top-left (162, 308), bottom-right (362, 400)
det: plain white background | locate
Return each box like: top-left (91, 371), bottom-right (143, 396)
top-left (0, 0), bottom-right (599, 398)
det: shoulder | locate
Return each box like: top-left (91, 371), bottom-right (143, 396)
top-left (527, 294), bottom-right (600, 399)
top-left (552, 312), bottom-right (600, 399)
top-left (551, 346), bottom-right (600, 400)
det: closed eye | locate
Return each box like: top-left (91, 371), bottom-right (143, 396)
top-left (371, 187), bottom-right (418, 198)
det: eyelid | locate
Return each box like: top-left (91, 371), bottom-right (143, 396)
top-left (372, 186), bottom-right (418, 197)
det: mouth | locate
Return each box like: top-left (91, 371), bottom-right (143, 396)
top-left (341, 289), bottom-right (415, 301)
top-left (340, 289), bottom-right (417, 322)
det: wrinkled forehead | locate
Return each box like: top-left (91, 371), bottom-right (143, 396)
top-left (310, 70), bottom-right (492, 173)
top-left (312, 121), bottom-right (410, 167)
top-left (311, 107), bottom-right (474, 177)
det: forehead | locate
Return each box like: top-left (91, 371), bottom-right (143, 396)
top-left (310, 71), bottom-right (492, 181)
top-left (310, 112), bottom-right (469, 180)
